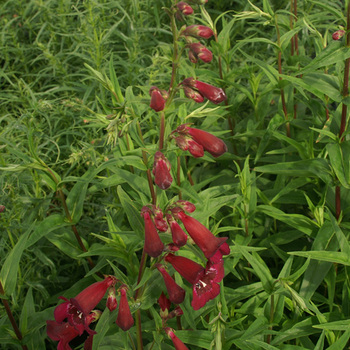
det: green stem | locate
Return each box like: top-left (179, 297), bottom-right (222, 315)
top-left (0, 281), bottom-right (28, 350)
top-left (275, 15), bottom-right (290, 137)
top-left (137, 122), bottom-right (157, 205)
top-left (134, 250), bottom-right (147, 350)
top-left (267, 294), bottom-right (275, 344)
top-left (45, 168), bottom-right (99, 274)
top-left (159, 112), bottom-right (165, 151)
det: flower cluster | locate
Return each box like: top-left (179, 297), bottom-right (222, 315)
top-left (141, 201), bottom-right (230, 310)
top-left (47, 276), bottom-right (134, 349)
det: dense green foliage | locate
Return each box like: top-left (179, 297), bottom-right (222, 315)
top-left (1, 0), bottom-right (350, 349)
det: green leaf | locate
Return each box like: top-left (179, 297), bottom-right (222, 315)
top-left (117, 186), bottom-right (144, 237)
top-left (289, 251), bottom-right (350, 266)
top-left (25, 214), bottom-right (68, 248)
top-left (257, 205), bottom-right (318, 235)
top-left (254, 159), bottom-right (332, 184)
top-left (327, 142), bottom-right (350, 189)
top-left (92, 308), bottom-right (112, 350)
top-left (0, 223), bottom-right (33, 296)
top-left (174, 330), bottom-right (213, 348)
top-left (66, 167), bottom-right (96, 223)
top-left (298, 41), bottom-right (349, 75)
top-left (236, 245), bottom-right (274, 293)
top-left (109, 54), bottom-right (124, 104)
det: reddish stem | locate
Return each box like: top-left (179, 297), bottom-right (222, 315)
top-left (0, 282), bottom-right (28, 350)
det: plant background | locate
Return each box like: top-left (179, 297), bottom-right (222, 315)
top-left (1, 0), bottom-right (350, 349)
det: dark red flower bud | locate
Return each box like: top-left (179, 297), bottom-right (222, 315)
top-left (116, 287), bottom-right (134, 331)
top-left (150, 87), bottom-right (166, 112)
top-left (187, 127), bottom-right (227, 157)
top-left (177, 1), bottom-right (193, 15)
top-left (173, 134), bottom-right (204, 158)
top-left (175, 200), bottom-right (196, 213)
top-left (182, 85), bottom-right (204, 103)
top-left (0, 205), bottom-right (5, 213)
top-left (182, 25), bottom-right (213, 39)
top-left (106, 286), bottom-right (118, 311)
top-left (152, 151), bottom-right (173, 190)
top-left (332, 30), bottom-right (345, 40)
top-left (166, 214), bottom-right (188, 247)
top-left (141, 209), bottom-right (164, 258)
top-left (153, 205), bottom-right (168, 232)
top-left (188, 43), bottom-right (213, 63)
top-left (177, 211), bottom-right (228, 259)
top-left (166, 329), bottom-right (190, 350)
top-left (157, 265), bottom-right (186, 304)
top-left (182, 78), bottom-right (226, 104)
top-left (158, 291), bottom-right (171, 312)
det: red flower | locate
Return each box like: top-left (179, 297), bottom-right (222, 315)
top-left (157, 265), bottom-right (186, 304)
top-left (188, 43), bottom-right (213, 63)
top-left (152, 151), bottom-right (173, 190)
top-left (182, 85), bottom-right (204, 103)
top-left (141, 208), bottom-right (165, 258)
top-left (332, 30), bottom-right (345, 40)
top-left (166, 214), bottom-right (188, 247)
top-left (177, 1), bottom-right (193, 15)
top-left (150, 87), bottom-right (166, 112)
top-left (164, 254), bottom-right (204, 285)
top-left (164, 253), bottom-right (225, 309)
top-left (47, 311), bottom-right (100, 350)
top-left (54, 276), bottom-right (116, 335)
top-left (47, 320), bottom-right (79, 350)
top-left (182, 78), bottom-right (226, 104)
top-left (187, 127), bottom-right (227, 157)
top-left (166, 329), bottom-right (190, 350)
top-left (106, 286), bottom-right (117, 312)
top-left (116, 287), bottom-right (134, 331)
top-left (182, 25), bottom-right (213, 39)
top-left (177, 211), bottom-right (228, 259)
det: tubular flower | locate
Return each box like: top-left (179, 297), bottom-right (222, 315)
top-left (164, 254), bottom-right (204, 285)
top-left (172, 124), bottom-right (227, 158)
top-left (187, 127), bottom-right (227, 157)
top-left (177, 1), bottom-right (193, 15)
top-left (188, 43), bottom-right (213, 63)
top-left (152, 151), bottom-right (173, 190)
top-left (177, 211), bottom-right (228, 259)
top-left (47, 311), bottom-right (101, 350)
top-left (141, 208), bottom-right (164, 258)
top-left (116, 287), bottom-right (134, 331)
top-left (157, 265), bottom-right (186, 304)
top-left (182, 77), bottom-right (226, 104)
top-left (166, 214), bottom-right (188, 247)
top-left (166, 329), bottom-right (190, 350)
top-left (149, 86), bottom-right (166, 112)
top-left (182, 25), bottom-right (213, 39)
top-left (54, 276), bottom-right (117, 335)
top-left (332, 29), bottom-right (345, 40)
top-left (164, 254), bottom-right (225, 309)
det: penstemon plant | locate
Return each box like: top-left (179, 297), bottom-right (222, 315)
top-left (45, 1), bottom-right (230, 349)
top-left (4, 0), bottom-right (350, 349)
